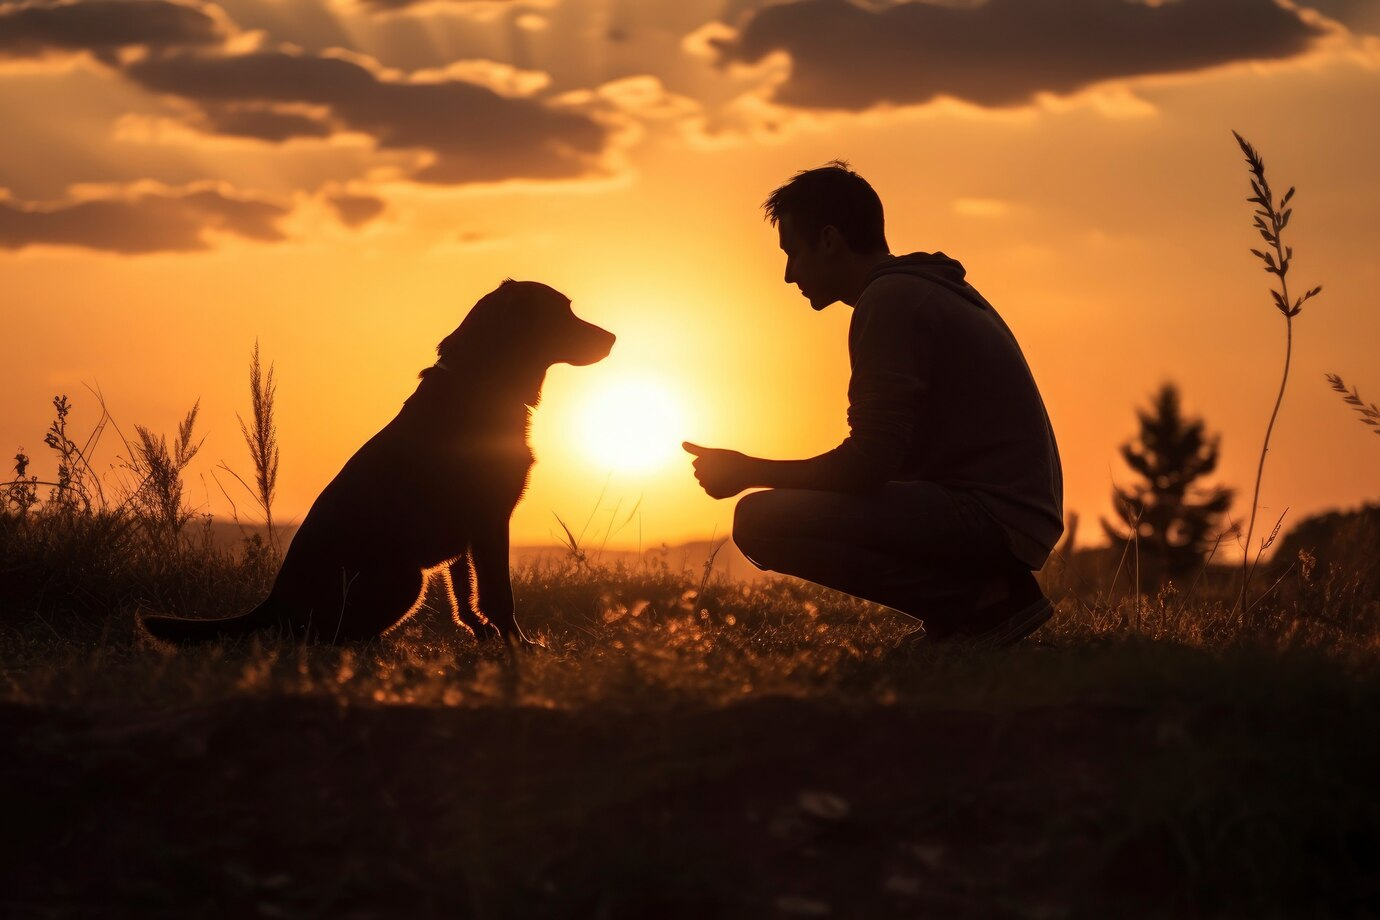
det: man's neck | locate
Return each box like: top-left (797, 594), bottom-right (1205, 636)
top-left (840, 251), bottom-right (893, 307)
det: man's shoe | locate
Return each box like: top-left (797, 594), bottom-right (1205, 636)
top-left (924, 572), bottom-right (1052, 647)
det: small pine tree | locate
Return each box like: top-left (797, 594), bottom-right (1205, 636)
top-left (1103, 383), bottom-right (1235, 580)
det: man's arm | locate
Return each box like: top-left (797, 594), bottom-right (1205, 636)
top-left (685, 288), bottom-right (931, 499)
top-left (683, 442), bottom-right (891, 498)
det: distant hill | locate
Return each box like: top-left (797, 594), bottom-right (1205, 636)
top-left (511, 538), bottom-right (768, 583)
top-left (199, 519), bottom-right (295, 551)
top-left (1270, 503), bottom-right (1380, 574)
top-left (197, 520), bottom-right (769, 583)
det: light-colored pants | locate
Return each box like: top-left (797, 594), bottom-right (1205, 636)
top-left (732, 483), bottom-right (1022, 623)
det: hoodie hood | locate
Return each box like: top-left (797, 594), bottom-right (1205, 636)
top-left (865, 252), bottom-right (989, 310)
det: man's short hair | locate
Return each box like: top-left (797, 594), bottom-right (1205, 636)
top-left (763, 160), bottom-right (887, 253)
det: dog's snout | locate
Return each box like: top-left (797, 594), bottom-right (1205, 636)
top-left (587, 325), bottom-right (615, 361)
top-left (564, 319), bottom-right (614, 366)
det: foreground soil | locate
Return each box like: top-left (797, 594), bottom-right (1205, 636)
top-left (4, 683), bottom-right (1378, 919)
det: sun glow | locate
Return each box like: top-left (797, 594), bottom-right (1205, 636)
top-left (577, 376), bottom-right (687, 473)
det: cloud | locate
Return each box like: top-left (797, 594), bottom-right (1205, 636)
top-left (714, 0), bottom-right (1328, 110)
top-left (1295, 0), bottom-right (1380, 37)
top-left (326, 192), bottom-right (386, 226)
top-left (194, 105), bottom-right (336, 141)
top-left (0, 0), bottom-right (223, 60)
top-left (123, 50), bottom-right (612, 183)
top-left (0, 185), bottom-right (288, 253)
top-left (353, 0), bottom-right (524, 18)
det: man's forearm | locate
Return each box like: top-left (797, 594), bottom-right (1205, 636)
top-left (742, 457), bottom-right (819, 491)
top-left (742, 448), bottom-right (886, 493)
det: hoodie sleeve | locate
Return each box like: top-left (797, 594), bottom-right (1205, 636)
top-left (786, 282), bottom-right (932, 491)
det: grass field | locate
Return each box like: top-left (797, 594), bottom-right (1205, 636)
top-left (3, 511), bottom-right (1378, 918)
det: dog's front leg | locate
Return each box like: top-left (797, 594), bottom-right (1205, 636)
top-left (470, 521), bottom-right (535, 649)
top-left (442, 559), bottom-right (500, 642)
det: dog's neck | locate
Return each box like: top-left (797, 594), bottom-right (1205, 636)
top-left (415, 356), bottom-right (544, 421)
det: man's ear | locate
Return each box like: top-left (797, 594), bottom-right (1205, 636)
top-left (818, 224), bottom-right (844, 253)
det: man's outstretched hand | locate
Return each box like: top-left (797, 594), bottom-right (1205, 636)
top-left (683, 442), bottom-right (754, 500)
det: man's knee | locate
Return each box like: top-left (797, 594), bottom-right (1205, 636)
top-left (732, 490), bottom-right (779, 570)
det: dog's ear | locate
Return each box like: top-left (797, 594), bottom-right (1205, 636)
top-left (436, 280), bottom-right (519, 362)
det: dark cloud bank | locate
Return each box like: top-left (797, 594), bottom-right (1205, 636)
top-left (0, 0), bottom-right (612, 251)
top-left (0, 188), bottom-right (288, 254)
top-left (717, 0), bottom-right (1328, 110)
top-left (0, 0), bottom-right (612, 186)
top-left (0, 0), bottom-right (1340, 254)
top-left (0, 0), bottom-right (221, 58)
top-left (123, 51), bottom-right (610, 183)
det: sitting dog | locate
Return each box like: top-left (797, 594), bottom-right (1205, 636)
top-left (142, 279), bottom-right (614, 646)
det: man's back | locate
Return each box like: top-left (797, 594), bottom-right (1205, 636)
top-left (844, 253), bottom-right (1063, 568)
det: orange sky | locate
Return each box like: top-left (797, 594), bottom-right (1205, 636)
top-left (2, 0), bottom-right (1378, 559)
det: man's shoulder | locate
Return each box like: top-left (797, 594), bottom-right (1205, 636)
top-left (860, 271), bottom-right (927, 303)
top-left (856, 271), bottom-right (962, 320)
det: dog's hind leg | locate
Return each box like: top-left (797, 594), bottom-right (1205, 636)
top-left (441, 558), bottom-right (499, 642)
top-left (317, 565), bottom-right (428, 643)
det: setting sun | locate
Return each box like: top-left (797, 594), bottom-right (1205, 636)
top-left (576, 377), bottom-right (688, 473)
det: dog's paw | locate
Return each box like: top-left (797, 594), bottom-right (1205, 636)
top-left (469, 622), bottom-right (502, 643)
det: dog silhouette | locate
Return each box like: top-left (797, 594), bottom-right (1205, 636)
top-left (142, 280), bottom-right (614, 646)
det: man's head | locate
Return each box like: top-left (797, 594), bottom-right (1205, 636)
top-left (763, 160), bottom-right (890, 310)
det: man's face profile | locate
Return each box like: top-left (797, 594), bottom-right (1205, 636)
top-left (777, 216), bottom-right (838, 312)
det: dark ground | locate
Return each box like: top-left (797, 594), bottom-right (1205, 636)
top-left (5, 663), bottom-right (1378, 920)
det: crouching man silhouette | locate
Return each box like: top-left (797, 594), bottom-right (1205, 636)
top-left (684, 161), bottom-right (1063, 644)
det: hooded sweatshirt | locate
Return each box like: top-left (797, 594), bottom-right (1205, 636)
top-left (790, 252), bottom-right (1064, 569)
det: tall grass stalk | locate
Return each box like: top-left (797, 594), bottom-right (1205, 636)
top-left (236, 340), bottom-right (281, 549)
top-left (1232, 131), bottom-right (1322, 615)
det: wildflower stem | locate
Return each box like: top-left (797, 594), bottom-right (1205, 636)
top-left (1240, 290), bottom-right (1292, 613)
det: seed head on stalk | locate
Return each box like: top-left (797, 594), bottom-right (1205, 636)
top-left (1232, 130), bottom-right (1322, 617)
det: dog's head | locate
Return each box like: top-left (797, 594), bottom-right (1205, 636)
top-left (437, 280), bottom-right (615, 372)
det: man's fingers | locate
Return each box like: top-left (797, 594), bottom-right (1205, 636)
top-left (684, 442), bottom-right (734, 499)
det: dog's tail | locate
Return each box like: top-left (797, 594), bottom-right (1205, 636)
top-left (141, 601), bottom-right (280, 646)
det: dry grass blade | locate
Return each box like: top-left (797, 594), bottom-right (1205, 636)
top-left (1325, 373), bottom-right (1380, 437)
top-left (552, 511), bottom-right (587, 567)
top-left (618, 495), bottom-right (643, 533)
top-left (698, 535), bottom-right (728, 601)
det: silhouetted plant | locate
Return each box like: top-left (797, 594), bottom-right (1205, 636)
top-left (1232, 131), bottom-right (1322, 613)
top-left (4, 450), bottom-right (40, 516)
top-left (128, 402), bottom-right (203, 549)
top-left (1, 389), bottom-right (281, 627)
top-left (1103, 383), bottom-right (1235, 581)
top-left (1325, 374), bottom-right (1380, 440)
top-left (236, 340), bottom-right (281, 549)
top-left (42, 395), bottom-right (97, 513)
